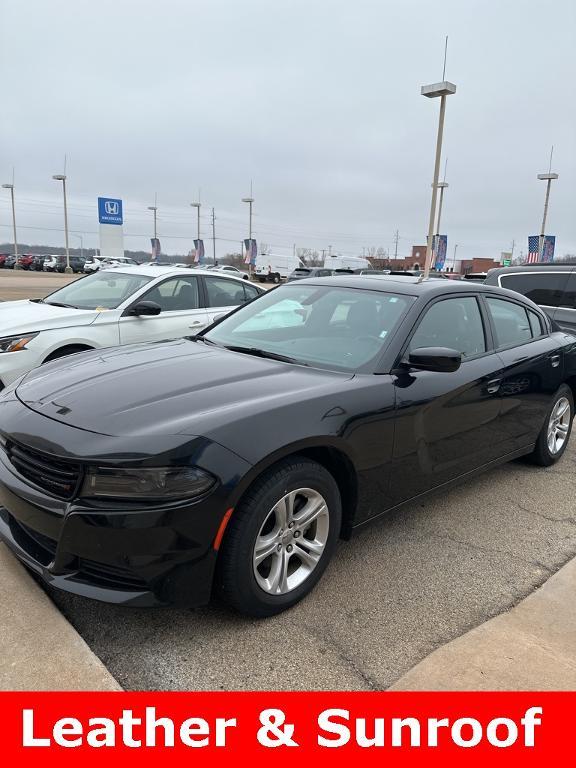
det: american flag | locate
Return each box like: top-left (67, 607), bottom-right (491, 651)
top-left (151, 238), bottom-right (161, 259)
top-left (527, 236), bottom-right (540, 264)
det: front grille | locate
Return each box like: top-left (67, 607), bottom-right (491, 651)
top-left (78, 558), bottom-right (148, 590)
top-left (6, 441), bottom-right (82, 500)
top-left (10, 518), bottom-right (58, 566)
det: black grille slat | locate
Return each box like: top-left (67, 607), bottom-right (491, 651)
top-left (6, 441), bottom-right (81, 500)
top-left (9, 445), bottom-right (78, 480)
top-left (79, 559), bottom-right (147, 590)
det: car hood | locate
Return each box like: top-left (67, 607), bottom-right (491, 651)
top-left (0, 300), bottom-right (99, 335)
top-left (15, 338), bottom-right (352, 438)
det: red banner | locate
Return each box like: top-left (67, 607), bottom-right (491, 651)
top-left (0, 692), bottom-right (572, 765)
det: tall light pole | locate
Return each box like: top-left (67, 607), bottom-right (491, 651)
top-left (2, 181), bottom-right (19, 268)
top-left (537, 146), bottom-right (558, 261)
top-left (241, 192), bottom-right (254, 275)
top-left (452, 242), bottom-right (459, 273)
top-left (421, 38), bottom-right (456, 279)
top-left (52, 173), bottom-right (72, 273)
top-left (72, 233), bottom-right (84, 259)
top-left (148, 203), bottom-right (158, 240)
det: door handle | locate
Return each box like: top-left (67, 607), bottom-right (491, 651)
top-left (549, 354), bottom-right (560, 368)
top-left (486, 378), bottom-right (502, 394)
top-left (188, 321), bottom-right (203, 327)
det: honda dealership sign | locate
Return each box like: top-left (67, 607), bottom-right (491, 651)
top-left (98, 196), bottom-right (125, 258)
top-left (98, 197), bottom-right (123, 225)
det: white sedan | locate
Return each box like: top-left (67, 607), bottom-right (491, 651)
top-left (0, 265), bottom-right (263, 390)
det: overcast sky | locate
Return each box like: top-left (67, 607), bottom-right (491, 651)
top-left (1, 0), bottom-right (575, 261)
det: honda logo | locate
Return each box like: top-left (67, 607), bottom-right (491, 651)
top-left (105, 201), bottom-right (119, 215)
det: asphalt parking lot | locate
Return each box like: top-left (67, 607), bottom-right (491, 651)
top-left (0, 270), bottom-right (78, 301)
top-left (49, 445), bottom-right (576, 691)
top-left (4, 269), bottom-right (576, 690)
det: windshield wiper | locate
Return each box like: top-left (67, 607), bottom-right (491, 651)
top-left (223, 345), bottom-right (308, 366)
top-left (43, 301), bottom-right (78, 309)
top-left (188, 335), bottom-right (221, 345)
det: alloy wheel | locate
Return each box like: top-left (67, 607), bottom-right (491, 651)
top-left (253, 488), bottom-right (329, 595)
top-left (547, 396), bottom-right (571, 454)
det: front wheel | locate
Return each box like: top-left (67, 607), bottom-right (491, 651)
top-left (217, 457), bottom-right (341, 617)
top-left (529, 384), bottom-right (573, 466)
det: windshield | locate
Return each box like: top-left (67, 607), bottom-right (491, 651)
top-left (203, 284), bottom-right (413, 372)
top-left (42, 271), bottom-right (153, 310)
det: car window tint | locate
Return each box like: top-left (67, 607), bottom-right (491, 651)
top-left (409, 297), bottom-right (486, 357)
top-left (527, 309), bottom-right (543, 337)
top-left (243, 284), bottom-right (260, 301)
top-left (499, 273), bottom-right (567, 307)
top-left (562, 273), bottom-right (576, 309)
top-left (486, 297), bottom-right (533, 347)
top-left (141, 277), bottom-right (199, 311)
top-left (205, 277), bottom-right (247, 307)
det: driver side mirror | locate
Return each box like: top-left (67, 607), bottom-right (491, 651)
top-left (406, 346), bottom-right (462, 373)
top-left (125, 300), bottom-right (162, 317)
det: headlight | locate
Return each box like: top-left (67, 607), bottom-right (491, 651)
top-left (81, 466), bottom-right (216, 500)
top-left (0, 333), bottom-right (39, 353)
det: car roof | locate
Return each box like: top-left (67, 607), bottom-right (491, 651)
top-left (106, 264), bottom-right (251, 283)
top-left (487, 264), bottom-right (576, 278)
top-left (295, 274), bottom-right (535, 298)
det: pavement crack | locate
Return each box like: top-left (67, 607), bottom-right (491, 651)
top-left (428, 531), bottom-right (555, 575)
top-left (304, 626), bottom-right (383, 691)
top-left (507, 499), bottom-right (576, 525)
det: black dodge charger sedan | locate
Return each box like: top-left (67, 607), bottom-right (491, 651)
top-left (0, 276), bottom-right (575, 616)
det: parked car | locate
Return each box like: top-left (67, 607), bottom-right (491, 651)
top-left (32, 255), bottom-right (47, 271)
top-left (54, 255), bottom-right (86, 273)
top-left (16, 254), bottom-right (35, 270)
top-left (99, 256), bottom-right (139, 270)
top-left (485, 263), bottom-right (576, 334)
top-left (287, 267), bottom-right (334, 281)
top-left (0, 266), bottom-right (263, 390)
top-left (254, 253), bottom-right (304, 283)
top-left (0, 276), bottom-right (574, 616)
top-left (211, 264), bottom-right (250, 280)
top-left (3, 255), bottom-right (17, 269)
top-left (42, 255), bottom-right (59, 272)
top-left (0, 253), bottom-right (10, 268)
top-left (83, 256), bottom-right (101, 273)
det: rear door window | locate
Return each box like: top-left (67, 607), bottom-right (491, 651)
top-left (486, 297), bottom-right (533, 348)
top-left (499, 272), bottom-right (567, 307)
top-left (204, 277), bottom-right (247, 307)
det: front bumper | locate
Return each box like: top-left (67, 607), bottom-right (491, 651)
top-left (0, 401), bottom-right (252, 607)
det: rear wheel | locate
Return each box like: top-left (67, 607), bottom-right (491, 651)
top-left (529, 384), bottom-right (573, 466)
top-left (217, 457), bottom-right (341, 617)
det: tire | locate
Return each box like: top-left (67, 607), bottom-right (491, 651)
top-left (217, 457), bottom-right (342, 617)
top-left (529, 384), bottom-right (574, 466)
top-left (43, 345), bottom-right (92, 364)
top-left (273, 273), bottom-right (281, 284)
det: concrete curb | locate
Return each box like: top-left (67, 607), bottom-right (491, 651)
top-left (0, 544), bottom-right (122, 691)
top-left (389, 555), bottom-right (576, 690)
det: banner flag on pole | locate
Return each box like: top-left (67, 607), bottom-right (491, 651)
top-left (244, 238), bottom-right (257, 265)
top-left (541, 235), bottom-right (555, 263)
top-left (432, 235), bottom-right (447, 271)
top-left (151, 238), bottom-right (162, 259)
top-left (193, 239), bottom-right (205, 264)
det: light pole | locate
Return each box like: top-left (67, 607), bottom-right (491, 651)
top-left (52, 174), bottom-right (72, 273)
top-left (452, 243), bottom-right (459, 273)
top-left (242, 194), bottom-right (254, 275)
top-left (537, 147), bottom-right (558, 261)
top-left (72, 233), bottom-right (84, 259)
top-left (2, 182), bottom-right (19, 268)
top-left (421, 38), bottom-right (456, 280)
top-left (148, 205), bottom-right (158, 240)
